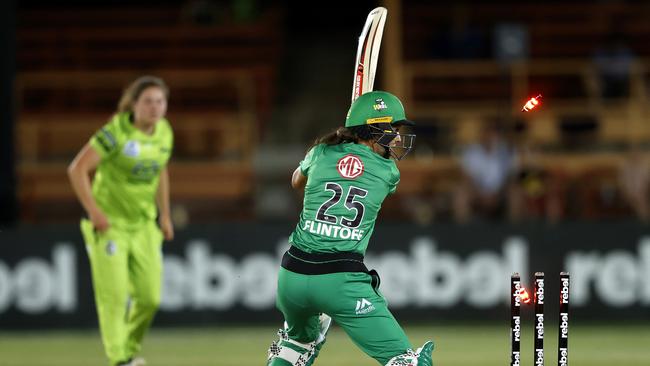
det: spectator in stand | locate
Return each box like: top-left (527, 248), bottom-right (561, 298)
top-left (619, 144), bottom-right (649, 222)
top-left (453, 122), bottom-right (517, 222)
top-left (510, 132), bottom-right (565, 223)
top-left (591, 27), bottom-right (636, 99)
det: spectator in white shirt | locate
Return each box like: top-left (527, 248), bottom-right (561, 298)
top-left (454, 122), bottom-right (517, 222)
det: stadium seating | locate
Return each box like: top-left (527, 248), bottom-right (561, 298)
top-left (14, 1), bottom-right (649, 222)
top-left (388, 2), bottom-right (650, 220)
top-left (16, 4), bottom-right (281, 222)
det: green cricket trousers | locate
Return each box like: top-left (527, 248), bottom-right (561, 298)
top-left (81, 219), bottom-right (163, 365)
top-left (274, 246), bottom-right (412, 365)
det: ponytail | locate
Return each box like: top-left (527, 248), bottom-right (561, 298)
top-left (307, 125), bottom-right (372, 151)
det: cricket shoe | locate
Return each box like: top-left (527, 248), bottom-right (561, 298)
top-left (385, 340), bottom-right (434, 366)
top-left (131, 357), bottom-right (146, 366)
top-left (415, 341), bottom-right (434, 366)
top-left (116, 357), bottom-right (146, 366)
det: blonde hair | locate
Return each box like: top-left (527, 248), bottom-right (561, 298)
top-left (117, 75), bottom-right (169, 114)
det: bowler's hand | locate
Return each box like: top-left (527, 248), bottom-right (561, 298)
top-left (159, 215), bottom-right (175, 241)
top-left (89, 208), bottom-right (110, 233)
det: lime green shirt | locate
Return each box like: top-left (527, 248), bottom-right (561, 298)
top-left (288, 143), bottom-right (400, 255)
top-left (89, 112), bottom-right (173, 228)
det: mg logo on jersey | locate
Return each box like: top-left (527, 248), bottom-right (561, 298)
top-left (355, 298), bottom-right (375, 315)
top-left (337, 155), bottom-right (364, 179)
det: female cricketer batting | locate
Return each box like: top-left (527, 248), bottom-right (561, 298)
top-left (266, 91), bottom-right (434, 366)
top-left (68, 76), bottom-right (174, 366)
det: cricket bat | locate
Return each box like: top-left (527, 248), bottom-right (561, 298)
top-left (351, 7), bottom-right (387, 104)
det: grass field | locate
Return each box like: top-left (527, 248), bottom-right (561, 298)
top-left (1, 324), bottom-right (649, 365)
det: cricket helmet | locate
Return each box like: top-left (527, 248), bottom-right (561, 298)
top-left (345, 91), bottom-right (416, 160)
top-left (345, 91), bottom-right (415, 128)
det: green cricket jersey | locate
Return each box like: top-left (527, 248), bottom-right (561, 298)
top-left (89, 112), bottom-right (173, 228)
top-left (289, 142), bottom-right (400, 255)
